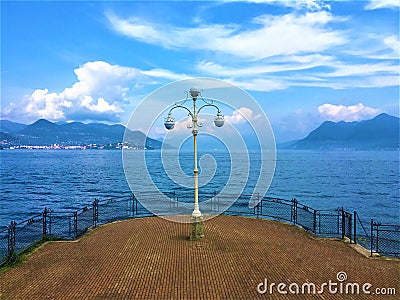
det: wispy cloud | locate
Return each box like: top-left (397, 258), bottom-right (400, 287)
top-left (322, 62), bottom-right (399, 77)
top-left (141, 69), bottom-right (189, 81)
top-left (365, 0), bottom-right (400, 10)
top-left (106, 8), bottom-right (398, 92)
top-left (225, 0), bottom-right (331, 11)
top-left (106, 13), bottom-right (237, 50)
top-left (198, 58), bottom-right (399, 91)
top-left (107, 11), bottom-right (346, 60)
top-left (344, 34), bottom-right (400, 60)
top-left (197, 54), bottom-right (335, 77)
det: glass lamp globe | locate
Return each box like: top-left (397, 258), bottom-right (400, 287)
top-left (189, 87), bottom-right (200, 98)
top-left (214, 112), bottom-right (224, 127)
top-left (164, 114), bottom-right (175, 130)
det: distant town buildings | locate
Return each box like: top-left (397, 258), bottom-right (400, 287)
top-left (2, 142), bottom-right (148, 150)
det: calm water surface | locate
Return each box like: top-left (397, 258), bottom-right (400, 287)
top-left (0, 150), bottom-right (398, 227)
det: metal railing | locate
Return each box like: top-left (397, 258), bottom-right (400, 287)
top-left (1, 192), bottom-right (399, 266)
top-left (371, 221), bottom-right (400, 257)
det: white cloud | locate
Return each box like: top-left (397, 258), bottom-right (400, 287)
top-left (225, 107), bottom-right (261, 125)
top-left (104, 9), bottom-right (399, 93)
top-left (107, 11), bottom-right (346, 60)
top-left (226, 0), bottom-right (331, 11)
top-left (197, 54), bottom-right (335, 77)
top-left (323, 62), bottom-right (399, 77)
top-left (384, 35), bottom-right (400, 54)
top-left (198, 52), bottom-right (399, 90)
top-left (226, 78), bottom-right (289, 92)
top-left (61, 61), bottom-right (140, 102)
top-left (318, 103), bottom-right (381, 122)
top-left (25, 89), bottom-right (69, 121)
top-left (365, 0), bottom-right (400, 10)
top-left (1, 61), bottom-right (189, 123)
top-left (141, 69), bottom-right (189, 81)
top-left (107, 13), bottom-right (236, 50)
top-left (366, 75), bottom-right (400, 88)
top-left (81, 96), bottom-right (122, 113)
top-left (343, 34), bottom-right (400, 60)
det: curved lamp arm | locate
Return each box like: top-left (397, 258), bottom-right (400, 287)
top-left (197, 103), bottom-right (222, 115)
top-left (168, 104), bottom-right (194, 118)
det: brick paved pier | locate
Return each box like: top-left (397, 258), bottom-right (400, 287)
top-left (1, 215), bottom-right (399, 299)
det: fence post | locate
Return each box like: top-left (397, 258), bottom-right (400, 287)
top-left (341, 207), bottom-right (345, 239)
top-left (375, 223), bottom-right (379, 255)
top-left (73, 211), bottom-right (78, 238)
top-left (313, 210), bottom-right (317, 233)
top-left (318, 211), bottom-right (321, 234)
top-left (292, 198), bottom-right (297, 225)
top-left (349, 212), bottom-right (352, 242)
top-left (255, 203), bottom-right (260, 218)
top-left (135, 193), bottom-right (139, 215)
top-left (132, 193), bottom-right (136, 216)
top-left (43, 207), bottom-right (47, 237)
top-left (353, 211), bottom-right (357, 245)
top-left (8, 221), bottom-right (16, 257)
top-left (370, 219), bottom-right (373, 257)
top-left (93, 199), bottom-right (99, 227)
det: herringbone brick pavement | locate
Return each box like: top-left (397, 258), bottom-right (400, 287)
top-left (0, 215), bottom-right (399, 299)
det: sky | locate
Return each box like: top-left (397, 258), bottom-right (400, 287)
top-left (1, 0), bottom-right (399, 142)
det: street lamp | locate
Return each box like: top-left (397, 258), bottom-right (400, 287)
top-left (164, 87), bottom-right (224, 240)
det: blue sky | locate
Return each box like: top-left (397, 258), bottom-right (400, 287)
top-left (1, 0), bottom-right (399, 142)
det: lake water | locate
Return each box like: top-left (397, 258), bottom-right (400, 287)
top-left (0, 149), bottom-right (399, 227)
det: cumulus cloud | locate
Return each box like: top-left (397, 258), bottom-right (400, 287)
top-left (1, 61), bottom-right (188, 123)
top-left (1, 61), bottom-right (139, 123)
top-left (81, 96), bottom-right (123, 113)
top-left (107, 11), bottom-right (345, 60)
top-left (225, 107), bottom-right (261, 124)
top-left (318, 103), bottom-right (381, 122)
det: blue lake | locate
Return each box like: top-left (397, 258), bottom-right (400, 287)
top-left (0, 149), bottom-right (399, 227)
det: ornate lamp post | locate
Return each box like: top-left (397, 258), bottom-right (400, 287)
top-left (164, 87), bottom-right (224, 240)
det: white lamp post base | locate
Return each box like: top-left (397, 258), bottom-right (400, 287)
top-left (191, 209), bottom-right (202, 218)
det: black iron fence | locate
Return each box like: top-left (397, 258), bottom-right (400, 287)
top-left (371, 221), bottom-right (400, 257)
top-left (1, 195), bottom-right (135, 266)
top-left (1, 192), bottom-right (399, 266)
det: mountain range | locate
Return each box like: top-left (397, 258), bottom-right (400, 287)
top-left (1, 113), bottom-right (399, 150)
top-left (281, 113), bottom-right (399, 150)
top-left (0, 119), bottom-right (163, 149)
